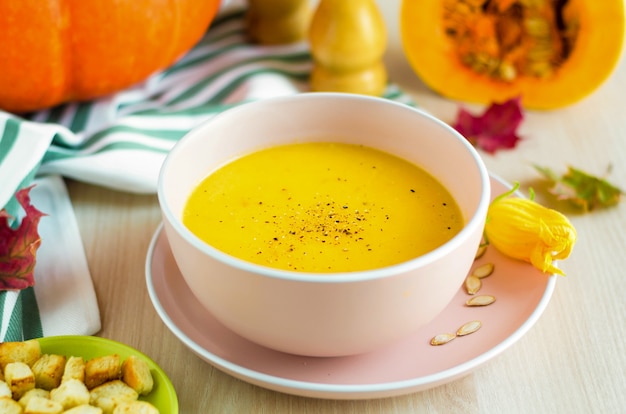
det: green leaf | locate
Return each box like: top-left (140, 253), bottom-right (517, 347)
top-left (534, 165), bottom-right (623, 211)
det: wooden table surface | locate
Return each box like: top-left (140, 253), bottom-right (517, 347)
top-left (65, 1), bottom-right (626, 412)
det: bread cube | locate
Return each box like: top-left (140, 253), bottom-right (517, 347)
top-left (23, 396), bottom-right (63, 414)
top-left (0, 396), bottom-right (23, 414)
top-left (0, 379), bottom-right (12, 398)
top-left (89, 380), bottom-right (138, 414)
top-left (63, 405), bottom-right (104, 413)
top-left (113, 400), bottom-right (159, 414)
top-left (4, 362), bottom-right (36, 399)
top-left (49, 378), bottom-right (90, 410)
top-left (32, 354), bottom-right (66, 390)
top-left (121, 356), bottom-right (153, 395)
top-left (85, 355), bottom-right (121, 390)
top-left (18, 388), bottom-right (50, 408)
top-left (0, 340), bottom-right (41, 369)
top-left (62, 356), bottom-right (85, 384)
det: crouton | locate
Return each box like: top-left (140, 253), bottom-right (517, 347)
top-left (23, 395), bottom-right (63, 414)
top-left (0, 340), bottom-right (41, 369)
top-left (32, 355), bottom-right (66, 391)
top-left (18, 388), bottom-right (50, 408)
top-left (4, 362), bottom-right (36, 399)
top-left (0, 379), bottom-right (12, 398)
top-left (63, 405), bottom-right (104, 414)
top-left (112, 400), bottom-right (159, 414)
top-left (49, 379), bottom-right (90, 410)
top-left (85, 356), bottom-right (121, 390)
top-left (62, 356), bottom-right (85, 384)
top-left (0, 342), bottom-right (160, 413)
top-left (89, 380), bottom-right (138, 414)
top-left (121, 356), bottom-right (153, 396)
top-left (0, 396), bottom-right (23, 414)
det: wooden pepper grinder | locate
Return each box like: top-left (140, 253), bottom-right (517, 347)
top-left (309, 0), bottom-right (388, 96)
top-left (246, 0), bottom-right (311, 45)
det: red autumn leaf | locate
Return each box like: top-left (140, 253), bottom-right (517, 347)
top-left (452, 97), bottom-right (524, 154)
top-left (0, 186), bottom-right (46, 290)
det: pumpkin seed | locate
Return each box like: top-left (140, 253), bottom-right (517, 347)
top-left (472, 262), bottom-right (495, 278)
top-left (498, 62), bottom-right (517, 81)
top-left (430, 333), bottom-right (456, 346)
top-left (456, 320), bottom-right (482, 336)
top-left (466, 295), bottom-right (496, 307)
top-left (474, 244), bottom-right (487, 260)
top-left (464, 275), bottom-right (482, 295)
top-left (524, 16), bottom-right (551, 37)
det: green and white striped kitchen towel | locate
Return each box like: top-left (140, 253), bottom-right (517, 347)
top-left (0, 3), bottom-right (415, 342)
top-left (0, 175), bottom-right (101, 342)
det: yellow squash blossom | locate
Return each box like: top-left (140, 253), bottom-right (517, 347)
top-left (484, 184), bottom-right (577, 275)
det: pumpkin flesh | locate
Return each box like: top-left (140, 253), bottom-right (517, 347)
top-left (0, 0), bottom-right (221, 113)
top-left (401, 0), bottom-right (625, 109)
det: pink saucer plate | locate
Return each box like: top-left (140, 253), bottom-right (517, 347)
top-left (145, 174), bottom-right (556, 400)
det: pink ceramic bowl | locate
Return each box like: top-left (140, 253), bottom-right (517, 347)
top-left (158, 93), bottom-right (490, 357)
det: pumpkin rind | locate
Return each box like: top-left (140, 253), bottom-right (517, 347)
top-left (0, 0), bottom-right (221, 113)
top-left (400, 0), bottom-right (625, 110)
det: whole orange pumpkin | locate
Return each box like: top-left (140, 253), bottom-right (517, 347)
top-left (0, 0), bottom-right (222, 113)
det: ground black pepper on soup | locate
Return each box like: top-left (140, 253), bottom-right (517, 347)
top-left (182, 142), bottom-right (463, 272)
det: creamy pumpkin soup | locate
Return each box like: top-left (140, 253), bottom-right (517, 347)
top-left (183, 142), bottom-right (463, 272)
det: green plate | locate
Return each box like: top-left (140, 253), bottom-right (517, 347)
top-left (37, 335), bottom-right (178, 413)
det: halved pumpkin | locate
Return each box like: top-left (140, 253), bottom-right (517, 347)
top-left (401, 0), bottom-right (625, 110)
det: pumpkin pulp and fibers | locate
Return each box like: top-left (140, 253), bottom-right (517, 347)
top-left (443, 0), bottom-right (579, 82)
